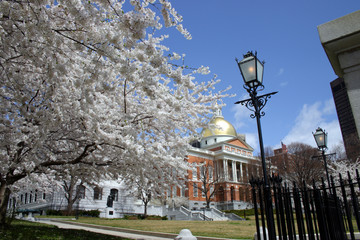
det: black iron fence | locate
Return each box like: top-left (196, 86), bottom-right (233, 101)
top-left (250, 170), bottom-right (360, 240)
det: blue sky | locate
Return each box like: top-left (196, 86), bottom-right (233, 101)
top-left (161, 1), bottom-right (359, 154)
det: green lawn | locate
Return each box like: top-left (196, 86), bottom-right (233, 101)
top-left (73, 217), bottom-right (257, 239)
top-left (0, 220), bottom-right (130, 240)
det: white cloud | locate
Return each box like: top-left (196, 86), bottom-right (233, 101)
top-left (281, 100), bottom-right (342, 150)
top-left (280, 81), bottom-right (288, 87)
top-left (277, 68), bottom-right (284, 76)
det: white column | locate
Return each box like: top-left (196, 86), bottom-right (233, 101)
top-left (240, 163), bottom-right (243, 182)
top-left (223, 159), bottom-right (228, 180)
top-left (232, 161), bottom-right (237, 182)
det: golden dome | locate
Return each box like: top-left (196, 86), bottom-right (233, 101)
top-left (201, 116), bottom-right (237, 138)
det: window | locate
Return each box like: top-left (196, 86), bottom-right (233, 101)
top-left (202, 183), bottom-right (206, 198)
top-left (214, 138), bottom-right (217, 143)
top-left (29, 192), bottom-right (32, 203)
top-left (35, 190), bottom-right (38, 202)
top-left (94, 187), bottom-right (102, 200)
top-left (193, 183), bottom-right (198, 197)
top-left (205, 140), bottom-right (207, 145)
top-left (25, 193), bottom-right (28, 204)
top-left (218, 186), bottom-right (224, 202)
top-left (181, 187), bottom-right (186, 197)
top-left (209, 166), bottom-right (213, 180)
top-left (77, 185), bottom-right (86, 199)
top-left (200, 165), bottom-right (205, 179)
top-left (192, 165), bottom-right (197, 180)
top-left (20, 194), bottom-right (23, 204)
top-left (110, 189), bottom-right (118, 201)
top-left (172, 186), bottom-right (177, 198)
top-left (43, 193), bottom-right (46, 200)
top-left (230, 187), bottom-right (235, 202)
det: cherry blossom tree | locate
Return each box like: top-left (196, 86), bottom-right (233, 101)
top-left (0, 0), bottom-right (229, 225)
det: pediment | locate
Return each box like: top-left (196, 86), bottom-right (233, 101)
top-left (226, 138), bottom-right (252, 150)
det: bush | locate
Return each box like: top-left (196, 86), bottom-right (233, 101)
top-left (144, 215), bottom-right (162, 220)
top-left (123, 214), bottom-right (167, 220)
top-left (45, 209), bottom-right (63, 216)
top-left (45, 209), bottom-right (100, 217)
top-left (223, 208), bottom-right (258, 218)
top-left (77, 210), bottom-right (100, 218)
top-left (123, 215), bottom-right (138, 220)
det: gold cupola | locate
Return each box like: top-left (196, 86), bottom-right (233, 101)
top-left (201, 109), bottom-right (237, 138)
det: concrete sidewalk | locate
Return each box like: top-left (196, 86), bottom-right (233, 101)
top-left (37, 219), bottom-right (173, 240)
top-left (37, 219), bottom-right (238, 240)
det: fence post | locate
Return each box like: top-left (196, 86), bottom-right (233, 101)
top-left (276, 181), bottom-right (287, 240)
top-left (313, 180), bottom-right (329, 240)
top-left (340, 173), bottom-right (355, 240)
top-left (283, 184), bottom-right (295, 240)
top-left (271, 175), bottom-right (283, 239)
top-left (293, 183), bottom-right (305, 240)
top-left (348, 171), bottom-right (360, 231)
top-left (257, 179), bottom-right (267, 240)
top-left (329, 176), bottom-right (347, 240)
top-left (250, 177), bottom-right (261, 240)
top-left (302, 181), bottom-right (315, 240)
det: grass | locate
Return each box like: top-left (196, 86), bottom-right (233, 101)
top-left (0, 219), bottom-right (130, 240)
top-left (73, 216), bottom-right (257, 239)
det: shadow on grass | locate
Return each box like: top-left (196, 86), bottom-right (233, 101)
top-left (0, 220), bottom-right (130, 240)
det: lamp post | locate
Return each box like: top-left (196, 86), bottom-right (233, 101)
top-left (235, 51), bottom-right (277, 239)
top-left (313, 127), bottom-right (331, 189)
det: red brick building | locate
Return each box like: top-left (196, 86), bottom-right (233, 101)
top-left (184, 110), bottom-right (261, 210)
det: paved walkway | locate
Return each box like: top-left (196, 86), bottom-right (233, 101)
top-left (37, 219), bottom-right (173, 240)
top-left (37, 219), bottom-right (238, 240)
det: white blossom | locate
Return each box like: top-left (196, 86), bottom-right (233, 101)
top-left (0, 0), bottom-right (229, 223)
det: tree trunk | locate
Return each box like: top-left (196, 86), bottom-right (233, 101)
top-left (206, 200), bottom-right (210, 208)
top-left (0, 183), bottom-right (11, 227)
top-left (144, 201), bottom-right (148, 217)
top-left (65, 187), bottom-right (78, 216)
top-left (66, 198), bottom-right (75, 216)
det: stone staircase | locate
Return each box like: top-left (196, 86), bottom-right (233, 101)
top-left (166, 206), bottom-right (244, 221)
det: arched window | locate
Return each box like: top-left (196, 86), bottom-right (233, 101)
top-left (25, 193), bottom-right (28, 204)
top-left (35, 189), bottom-right (38, 202)
top-left (218, 186), bottom-right (224, 202)
top-left (230, 186), bottom-right (235, 202)
top-left (110, 189), bottom-right (118, 201)
top-left (94, 187), bottom-right (102, 200)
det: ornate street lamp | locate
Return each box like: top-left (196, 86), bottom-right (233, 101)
top-left (237, 51), bottom-right (264, 88)
top-left (235, 51), bottom-right (277, 240)
top-left (313, 127), bottom-right (327, 150)
top-left (313, 127), bottom-right (331, 189)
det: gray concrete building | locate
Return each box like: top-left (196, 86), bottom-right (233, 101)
top-left (318, 10), bottom-right (360, 160)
